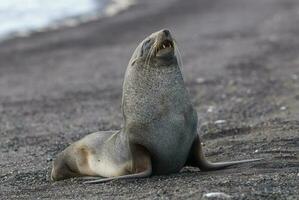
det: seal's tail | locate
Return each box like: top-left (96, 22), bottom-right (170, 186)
top-left (190, 135), bottom-right (263, 171)
top-left (198, 158), bottom-right (263, 171)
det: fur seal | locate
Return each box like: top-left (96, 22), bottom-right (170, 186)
top-left (51, 29), bottom-right (262, 183)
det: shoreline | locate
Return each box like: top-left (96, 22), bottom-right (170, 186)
top-left (0, 0), bottom-right (136, 43)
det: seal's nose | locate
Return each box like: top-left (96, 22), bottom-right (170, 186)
top-left (157, 29), bottom-right (172, 40)
top-left (162, 29), bottom-right (170, 37)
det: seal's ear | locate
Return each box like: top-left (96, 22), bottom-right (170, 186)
top-left (128, 37), bottom-right (152, 66)
top-left (129, 42), bottom-right (143, 65)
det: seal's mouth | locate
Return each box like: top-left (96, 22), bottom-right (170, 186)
top-left (156, 39), bottom-right (174, 57)
top-left (158, 39), bottom-right (173, 50)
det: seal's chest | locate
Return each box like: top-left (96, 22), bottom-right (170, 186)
top-left (150, 131), bottom-right (193, 174)
top-left (144, 115), bottom-right (195, 174)
top-left (126, 100), bottom-right (197, 173)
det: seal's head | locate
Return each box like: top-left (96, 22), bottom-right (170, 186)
top-left (122, 29), bottom-right (187, 126)
top-left (129, 29), bottom-right (180, 67)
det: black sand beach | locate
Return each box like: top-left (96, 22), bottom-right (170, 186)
top-left (0, 0), bottom-right (298, 199)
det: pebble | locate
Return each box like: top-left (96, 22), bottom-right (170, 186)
top-left (214, 120), bottom-right (226, 124)
top-left (196, 77), bottom-right (205, 84)
top-left (202, 192), bottom-right (232, 199)
top-left (47, 156), bottom-right (53, 162)
top-left (280, 106), bottom-right (287, 111)
top-left (207, 106), bottom-right (215, 113)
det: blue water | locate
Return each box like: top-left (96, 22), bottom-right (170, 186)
top-left (0, 0), bottom-right (107, 39)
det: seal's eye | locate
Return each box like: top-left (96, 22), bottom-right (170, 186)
top-left (141, 39), bottom-right (151, 56)
top-left (143, 39), bottom-right (151, 48)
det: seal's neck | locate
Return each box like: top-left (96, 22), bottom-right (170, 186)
top-left (121, 61), bottom-right (189, 124)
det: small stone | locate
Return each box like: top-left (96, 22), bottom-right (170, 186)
top-left (207, 106), bottom-right (215, 113)
top-left (196, 78), bottom-right (205, 84)
top-left (202, 192), bottom-right (232, 199)
top-left (47, 156), bottom-right (53, 162)
top-left (280, 106), bottom-right (287, 111)
top-left (214, 120), bottom-right (226, 124)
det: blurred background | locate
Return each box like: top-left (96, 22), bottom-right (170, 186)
top-left (0, 0), bottom-right (298, 199)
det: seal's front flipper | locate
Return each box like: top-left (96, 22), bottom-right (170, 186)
top-left (185, 135), bottom-right (263, 171)
top-left (84, 144), bottom-right (152, 184)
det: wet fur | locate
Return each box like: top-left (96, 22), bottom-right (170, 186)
top-left (51, 30), bottom-right (262, 183)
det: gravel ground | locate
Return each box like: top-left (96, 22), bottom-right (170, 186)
top-left (0, 0), bottom-right (298, 199)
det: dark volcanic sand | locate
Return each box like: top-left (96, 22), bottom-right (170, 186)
top-left (0, 0), bottom-right (298, 199)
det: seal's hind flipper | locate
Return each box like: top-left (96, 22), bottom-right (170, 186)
top-left (83, 168), bottom-right (152, 184)
top-left (186, 135), bottom-right (263, 171)
top-left (78, 176), bottom-right (104, 180)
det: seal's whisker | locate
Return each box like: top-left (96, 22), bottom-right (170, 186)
top-left (144, 46), bottom-right (152, 67)
top-left (144, 43), bottom-right (152, 67)
top-left (173, 40), bottom-right (183, 68)
top-left (150, 41), bottom-right (157, 61)
top-left (145, 41), bottom-right (156, 67)
top-left (146, 46), bottom-right (153, 66)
